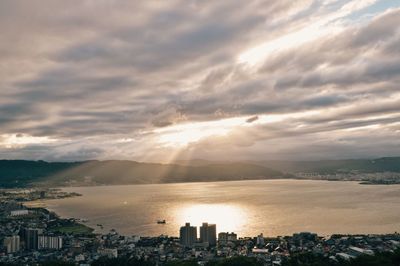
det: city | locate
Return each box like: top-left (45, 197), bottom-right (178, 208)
top-left (2, 0), bottom-right (400, 265)
top-left (1, 190), bottom-right (400, 266)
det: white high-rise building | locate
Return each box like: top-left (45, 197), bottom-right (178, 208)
top-left (4, 235), bottom-right (20, 253)
top-left (38, 235), bottom-right (63, 250)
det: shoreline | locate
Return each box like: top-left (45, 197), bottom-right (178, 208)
top-left (3, 185), bottom-right (400, 266)
top-left (25, 177), bottom-right (390, 190)
top-left (3, 176), bottom-right (400, 192)
top-left (25, 201), bottom-right (400, 239)
top-left (6, 179), bottom-right (398, 237)
top-left (24, 180), bottom-right (400, 238)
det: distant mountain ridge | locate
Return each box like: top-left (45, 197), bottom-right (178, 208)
top-left (1, 157), bottom-right (399, 188)
top-left (254, 157), bottom-right (400, 174)
top-left (0, 160), bottom-right (286, 188)
top-left (177, 157), bottom-right (400, 174)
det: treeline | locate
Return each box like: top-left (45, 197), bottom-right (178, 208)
top-left (91, 256), bottom-right (262, 266)
top-left (90, 250), bottom-right (400, 266)
top-left (0, 257), bottom-right (262, 266)
top-left (283, 248), bottom-right (400, 266)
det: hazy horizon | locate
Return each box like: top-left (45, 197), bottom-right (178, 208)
top-left (2, 155), bottom-right (400, 164)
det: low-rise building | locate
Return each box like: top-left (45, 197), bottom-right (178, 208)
top-left (10, 209), bottom-right (29, 216)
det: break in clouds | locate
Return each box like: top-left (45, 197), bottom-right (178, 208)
top-left (0, 0), bottom-right (400, 161)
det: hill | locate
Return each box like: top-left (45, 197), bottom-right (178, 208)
top-left (176, 157), bottom-right (400, 174)
top-left (258, 157), bottom-right (400, 174)
top-left (2, 156), bottom-right (399, 188)
top-left (0, 160), bottom-right (286, 188)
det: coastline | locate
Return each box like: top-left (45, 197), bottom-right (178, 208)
top-left (22, 196), bottom-right (400, 239)
top-left (3, 184), bottom-right (400, 266)
top-left (33, 180), bottom-right (400, 238)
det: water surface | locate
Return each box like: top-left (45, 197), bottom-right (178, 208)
top-left (43, 180), bottom-right (400, 237)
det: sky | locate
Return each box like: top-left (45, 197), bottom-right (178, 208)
top-left (0, 0), bottom-right (400, 162)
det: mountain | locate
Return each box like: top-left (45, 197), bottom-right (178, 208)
top-left (0, 160), bottom-right (287, 188)
top-left (2, 157), bottom-right (399, 188)
top-left (256, 157), bottom-right (400, 174)
top-left (176, 157), bottom-right (400, 174)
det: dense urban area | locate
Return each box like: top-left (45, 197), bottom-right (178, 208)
top-left (1, 189), bottom-right (400, 266)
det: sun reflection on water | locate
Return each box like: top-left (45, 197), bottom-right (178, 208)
top-left (176, 204), bottom-right (247, 233)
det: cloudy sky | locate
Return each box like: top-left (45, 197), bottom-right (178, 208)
top-left (1, 0), bottom-right (400, 162)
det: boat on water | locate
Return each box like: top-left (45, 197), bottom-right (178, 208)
top-left (157, 219), bottom-right (166, 224)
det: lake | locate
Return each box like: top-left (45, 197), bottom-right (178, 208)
top-left (42, 180), bottom-right (400, 237)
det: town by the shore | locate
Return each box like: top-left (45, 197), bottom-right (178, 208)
top-left (1, 188), bottom-right (400, 266)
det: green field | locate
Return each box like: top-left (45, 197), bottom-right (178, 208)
top-left (49, 223), bottom-right (94, 234)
